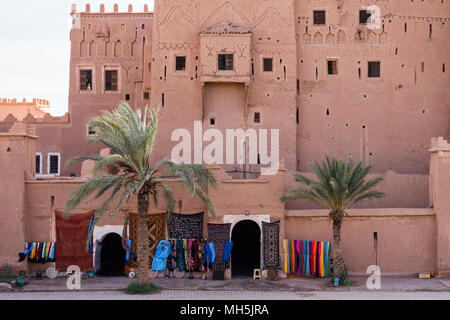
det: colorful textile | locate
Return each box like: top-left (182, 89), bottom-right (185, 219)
top-left (207, 224), bottom-right (231, 270)
top-left (151, 241), bottom-right (171, 271)
top-left (283, 239), bottom-right (331, 278)
top-left (167, 212), bottom-right (204, 239)
top-left (55, 210), bottom-right (94, 270)
top-left (262, 221), bottom-right (280, 269)
top-left (19, 242), bottom-right (56, 263)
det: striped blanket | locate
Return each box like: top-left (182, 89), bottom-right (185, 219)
top-left (283, 240), bottom-right (331, 278)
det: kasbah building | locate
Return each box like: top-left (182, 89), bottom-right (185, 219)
top-left (1, 0), bottom-right (450, 280)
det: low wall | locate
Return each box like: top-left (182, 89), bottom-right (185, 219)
top-left (284, 170), bottom-right (429, 209)
top-left (285, 208), bottom-right (436, 275)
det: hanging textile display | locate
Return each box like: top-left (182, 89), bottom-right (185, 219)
top-left (128, 212), bottom-right (166, 268)
top-left (203, 242), bottom-right (215, 270)
top-left (262, 221), bottom-right (280, 269)
top-left (55, 210), bottom-right (94, 270)
top-left (207, 223), bottom-right (231, 270)
top-left (167, 212), bottom-right (204, 239)
top-left (283, 239), bottom-right (331, 278)
top-left (222, 242), bottom-right (233, 263)
top-left (151, 240), bottom-right (171, 271)
top-left (168, 238), bottom-right (207, 272)
top-left (19, 242), bottom-right (56, 263)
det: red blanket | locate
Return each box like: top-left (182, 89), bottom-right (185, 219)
top-left (55, 210), bottom-right (94, 270)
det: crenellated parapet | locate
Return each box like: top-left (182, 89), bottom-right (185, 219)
top-left (70, 3), bottom-right (152, 15)
top-left (0, 112), bottom-right (69, 125)
top-left (0, 97), bottom-right (50, 109)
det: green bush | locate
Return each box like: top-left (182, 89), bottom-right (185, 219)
top-left (124, 282), bottom-right (162, 295)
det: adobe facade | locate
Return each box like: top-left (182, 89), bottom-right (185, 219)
top-left (1, 1), bottom-right (450, 278)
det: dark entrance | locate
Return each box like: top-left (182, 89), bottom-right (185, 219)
top-left (99, 233), bottom-right (126, 276)
top-left (231, 220), bottom-right (261, 277)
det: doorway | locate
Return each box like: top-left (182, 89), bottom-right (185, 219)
top-left (99, 233), bottom-right (126, 276)
top-left (231, 220), bottom-right (261, 277)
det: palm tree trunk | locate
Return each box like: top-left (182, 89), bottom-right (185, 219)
top-left (332, 215), bottom-right (345, 282)
top-left (137, 190), bottom-right (150, 285)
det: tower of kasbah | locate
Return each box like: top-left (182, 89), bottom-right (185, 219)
top-left (4, 1), bottom-right (448, 186)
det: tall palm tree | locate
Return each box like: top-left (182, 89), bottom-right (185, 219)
top-left (64, 103), bottom-right (217, 285)
top-left (281, 156), bottom-right (385, 284)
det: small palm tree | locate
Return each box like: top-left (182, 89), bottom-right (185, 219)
top-left (281, 156), bottom-right (385, 284)
top-left (64, 103), bottom-right (217, 285)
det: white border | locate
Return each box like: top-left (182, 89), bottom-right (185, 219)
top-left (35, 152), bottom-right (42, 174)
top-left (47, 152), bottom-right (61, 176)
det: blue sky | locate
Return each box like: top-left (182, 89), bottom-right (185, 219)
top-left (0, 1), bottom-right (154, 115)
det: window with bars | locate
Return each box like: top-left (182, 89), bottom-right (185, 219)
top-left (36, 154), bottom-right (42, 174)
top-left (327, 60), bottom-right (338, 75)
top-left (263, 58), bottom-right (273, 72)
top-left (218, 54), bottom-right (234, 71)
top-left (80, 70), bottom-right (93, 91)
top-left (368, 61), bottom-right (381, 78)
top-left (175, 56), bottom-right (186, 71)
top-left (48, 154), bottom-right (60, 175)
top-left (359, 10), bottom-right (371, 25)
top-left (313, 11), bottom-right (326, 25)
top-left (105, 70), bottom-right (118, 91)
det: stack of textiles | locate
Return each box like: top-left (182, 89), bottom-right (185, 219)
top-left (282, 240), bottom-right (331, 278)
top-left (19, 242), bottom-right (56, 263)
top-left (168, 239), bottom-right (207, 272)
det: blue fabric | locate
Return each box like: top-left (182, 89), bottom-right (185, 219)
top-left (87, 215), bottom-right (94, 254)
top-left (125, 240), bottom-right (131, 265)
top-left (222, 241), bottom-right (233, 263)
top-left (152, 240), bottom-right (171, 271)
top-left (203, 242), bottom-right (216, 267)
top-left (177, 239), bottom-right (185, 271)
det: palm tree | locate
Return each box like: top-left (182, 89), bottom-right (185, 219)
top-left (64, 103), bottom-right (217, 285)
top-left (281, 156), bottom-right (385, 284)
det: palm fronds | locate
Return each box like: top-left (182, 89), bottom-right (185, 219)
top-left (64, 103), bottom-right (218, 250)
top-left (281, 155), bottom-right (386, 212)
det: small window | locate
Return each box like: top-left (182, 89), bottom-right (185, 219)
top-left (125, 94), bottom-right (130, 101)
top-left (143, 91), bottom-right (150, 100)
top-left (263, 58), bottom-right (273, 72)
top-left (218, 54), bottom-right (234, 71)
top-left (176, 56), bottom-right (186, 71)
top-left (254, 112), bottom-right (261, 123)
top-left (80, 70), bottom-right (93, 91)
top-left (48, 154), bottom-right (60, 175)
top-left (210, 118), bottom-right (216, 126)
top-left (313, 11), bottom-right (326, 25)
top-left (327, 60), bottom-right (338, 75)
top-left (142, 24), bottom-right (145, 30)
top-left (105, 70), bottom-right (118, 91)
top-left (35, 153), bottom-right (42, 174)
top-left (368, 61), bottom-right (381, 78)
top-left (359, 10), bottom-right (371, 25)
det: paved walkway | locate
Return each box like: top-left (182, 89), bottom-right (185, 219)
top-left (9, 275), bottom-right (450, 293)
top-left (1, 290), bottom-right (450, 300)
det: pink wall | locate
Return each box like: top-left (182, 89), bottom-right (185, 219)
top-left (286, 209), bottom-right (436, 275)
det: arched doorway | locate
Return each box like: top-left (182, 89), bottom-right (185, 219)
top-left (99, 233), bottom-right (126, 276)
top-left (231, 220), bottom-right (261, 277)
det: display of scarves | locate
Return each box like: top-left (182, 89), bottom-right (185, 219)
top-left (283, 239), bottom-right (331, 278)
top-left (19, 242), bottom-right (56, 263)
top-left (170, 238), bottom-right (206, 272)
